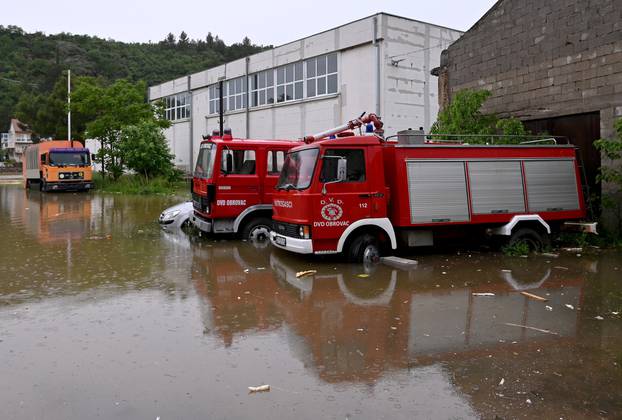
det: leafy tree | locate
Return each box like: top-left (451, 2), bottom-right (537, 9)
top-left (594, 118), bottom-right (622, 234)
top-left (431, 89), bottom-right (529, 144)
top-left (119, 120), bottom-right (176, 180)
top-left (72, 77), bottom-right (170, 179)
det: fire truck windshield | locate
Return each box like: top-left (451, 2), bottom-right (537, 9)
top-left (195, 143), bottom-right (216, 178)
top-left (276, 148), bottom-right (319, 190)
top-left (49, 151), bottom-right (90, 166)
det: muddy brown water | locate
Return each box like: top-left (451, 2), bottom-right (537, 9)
top-left (1, 184), bottom-right (621, 419)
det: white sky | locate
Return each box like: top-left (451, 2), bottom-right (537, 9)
top-left (2, 0), bottom-right (497, 45)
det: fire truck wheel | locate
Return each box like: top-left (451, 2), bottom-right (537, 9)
top-left (242, 217), bottom-right (272, 242)
top-left (508, 227), bottom-right (549, 252)
top-left (348, 233), bottom-right (381, 264)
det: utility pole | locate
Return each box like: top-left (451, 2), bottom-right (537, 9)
top-left (67, 69), bottom-right (72, 147)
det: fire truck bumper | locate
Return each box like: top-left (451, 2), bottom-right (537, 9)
top-left (270, 232), bottom-right (313, 254)
top-left (191, 214), bottom-right (212, 233)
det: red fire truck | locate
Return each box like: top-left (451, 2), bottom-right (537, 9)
top-left (270, 114), bottom-right (596, 262)
top-left (191, 130), bottom-right (299, 240)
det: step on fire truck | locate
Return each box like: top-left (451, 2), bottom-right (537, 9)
top-left (191, 129), bottom-right (299, 240)
top-left (270, 113), bottom-right (596, 262)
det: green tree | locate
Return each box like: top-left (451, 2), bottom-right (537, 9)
top-left (431, 89), bottom-right (528, 144)
top-left (119, 120), bottom-right (176, 180)
top-left (594, 118), bottom-right (622, 234)
top-left (72, 78), bottom-right (170, 178)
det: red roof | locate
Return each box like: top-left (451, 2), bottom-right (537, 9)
top-left (10, 118), bottom-right (32, 134)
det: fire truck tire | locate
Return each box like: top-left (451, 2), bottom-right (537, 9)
top-left (242, 217), bottom-right (272, 242)
top-left (508, 228), bottom-right (549, 252)
top-left (348, 233), bottom-right (381, 264)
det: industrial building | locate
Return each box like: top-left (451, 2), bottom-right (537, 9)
top-left (148, 13), bottom-right (462, 171)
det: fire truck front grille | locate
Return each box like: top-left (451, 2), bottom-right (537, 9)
top-left (272, 221), bottom-right (302, 238)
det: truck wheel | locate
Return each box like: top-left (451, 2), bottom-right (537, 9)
top-left (348, 233), bottom-right (381, 264)
top-left (508, 228), bottom-right (549, 252)
top-left (242, 217), bottom-right (272, 242)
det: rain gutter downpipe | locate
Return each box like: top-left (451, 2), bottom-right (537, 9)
top-left (245, 56), bottom-right (250, 138)
top-left (187, 75), bottom-right (193, 172)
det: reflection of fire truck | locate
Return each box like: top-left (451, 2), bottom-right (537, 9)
top-left (271, 113), bottom-right (595, 262)
top-left (191, 130), bottom-right (299, 240)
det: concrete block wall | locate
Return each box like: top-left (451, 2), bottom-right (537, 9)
top-left (442, 0), bottom-right (622, 124)
top-left (440, 0), bottom-right (622, 231)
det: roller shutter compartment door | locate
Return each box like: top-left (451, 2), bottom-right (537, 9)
top-left (524, 159), bottom-right (580, 212)
top-left (407, 161), bottom-right (469, 224)
top-left (469, 160), bottom-right (525, 214)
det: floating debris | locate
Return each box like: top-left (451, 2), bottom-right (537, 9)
top-left (499, 378), bottom-right (505, 386)
top-left (248, 384), bottom-right (270, 393)
top-left (545, 305), bottom-right (553, 311)
top-left (520, 291), bottom-right (548, 302)
top-left (554, 266), bottom-right (569, 270)
top-left (565, 304), bottom-right (574, 310)
top-left (356, 273), bottom-right (370, 278)
top-left (563, 247), bottom-right (583, 252)
top-left (540, 252), bottom-right (559, 258)
top-left (295, 270), bottom-right (317, 278)
top-left (504, 322), bottom-right (559, 335)
top-left (595, 316), bottom-right (604, 320)
top-left (472, 292), bottom-right (495, 297)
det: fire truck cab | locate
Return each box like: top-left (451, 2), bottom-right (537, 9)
top-left (191, 132), bottom-right (299, 240)
top-left (270, 114), bottom-right (594, 262)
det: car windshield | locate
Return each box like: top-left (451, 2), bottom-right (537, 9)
top-left (276, 148), bottom-right (319, 190)
top-left (49, 151), bottom-right (90, 166)
top-left (195, 143), bottom-right (216, 178)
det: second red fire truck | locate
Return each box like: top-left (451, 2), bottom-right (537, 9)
top-left (270, 114), bottom-right (595, 262)
top-left (191, 130), bottom-right (299, 240)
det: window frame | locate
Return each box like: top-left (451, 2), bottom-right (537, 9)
top-left (164, 92), bottom-right (191, 121)
top-left (221, 148), bottom-right (257, 176)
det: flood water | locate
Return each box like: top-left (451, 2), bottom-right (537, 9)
top-left (1, 184), bottom-right (621, 419)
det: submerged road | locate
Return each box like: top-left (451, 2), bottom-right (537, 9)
top-left (0, 184), bottom-right (621, 419)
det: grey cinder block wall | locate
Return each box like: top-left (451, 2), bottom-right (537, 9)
top-left (436, 0), bottom-right (622, 231)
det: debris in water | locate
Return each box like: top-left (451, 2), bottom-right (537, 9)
top-left (356, 328), bottom-right (365, 332)
top-left (501, 269), bottom-right (512, 273)
top-left (390, 326), bottom-right (397, 330)
top-left (503, 322), bottom-right (559, 335)
top-left (526, 398), bottom-right (532, 405)
top-left (381, 256), bottom-right (418, 269)
top-left (545, 306), bottom-right (553, 311)
top-left (472, 292), bottom-right (495, 297)
top-left (296, 270), bottom-right (317, 278)
top-left (357, 273), bottom-right (370, 278)
top-left (499, 378), bottom-right (505, 386)
top-left (520, 291), bottom-right (548, 302)
top-left (243, 269), bottom-right (250, 273)
top-left (565, 304), bottom-right (574, 310)
top-left (612, 312), bottom-right (620, 315)
top-left (595, 316), bottom-right (604, 320)
top-left (540, 252), bottom-right (559, 258)
top-left (248, 384), bottom-right (270, 393)
top-left (563, 247), bottom-right (583, 252)
top-left (554, 266), bottom-right (569, 270)
top-left (256, 267), bottom-right (266, 270)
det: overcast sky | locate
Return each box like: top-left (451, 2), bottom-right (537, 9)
top-left (2, 0), bottom-right (497, 45)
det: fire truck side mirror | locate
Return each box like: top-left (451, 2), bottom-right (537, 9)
top-left (336, 158), bottom-right (347, 182)
top-left (321, 156), bottom-right (347, 195)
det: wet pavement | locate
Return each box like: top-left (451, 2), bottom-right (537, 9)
top-left (1, 184), bottom-right (621, 419)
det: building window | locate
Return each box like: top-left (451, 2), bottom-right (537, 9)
top-left (164, 93), bottom-right (191, 121)
top-left (226, 76), bottom-right (247, 111)
top-left (276, 62), bottom-right (303, 103)
top-left (249, 70), bottom-right (275, 107)
top-left (306, 53), bottom-right (338, 97)
top-left (209, 84), bottom-right (225, 115)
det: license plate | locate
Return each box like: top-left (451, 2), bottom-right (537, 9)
top-left (275, 235), bottom-right (286, 246)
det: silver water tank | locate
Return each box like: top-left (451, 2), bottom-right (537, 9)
top-left (397, 127), bottom-right (425, 144)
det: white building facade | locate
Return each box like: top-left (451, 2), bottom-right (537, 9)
top-left (149, 13), bottom-right (462, 172)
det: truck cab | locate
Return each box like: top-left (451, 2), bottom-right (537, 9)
top-left (23, 140), bottom-right (94, 192)
top-left (191, 133), bottom-right (298, 240)
top-left (271, 135), bottom-right (393, 260)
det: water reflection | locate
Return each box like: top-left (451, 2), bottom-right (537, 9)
top-left (1, 184), bottom-right (621, 419)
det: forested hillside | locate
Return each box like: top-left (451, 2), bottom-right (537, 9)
top-left (0, 25), bottom-right (269, 131)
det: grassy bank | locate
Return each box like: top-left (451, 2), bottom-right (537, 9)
top-left (93, 173), bottom-right (189, 196)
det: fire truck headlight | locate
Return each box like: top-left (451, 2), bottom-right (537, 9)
top-left (59, 173), bottom-right (65, 179)
top-left (79, 172), bottom-right (84, 177)
top-left (299, 225), bottom-right (310, 239)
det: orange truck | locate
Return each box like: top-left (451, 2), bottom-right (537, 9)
top-left (23, 140), bottom-right (93, 192)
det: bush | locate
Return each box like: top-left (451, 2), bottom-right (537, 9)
top-left (93, 172), bottom-right (188, 195)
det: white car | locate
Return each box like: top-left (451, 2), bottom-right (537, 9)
top-left (158, 201), bottom-right (194, 229)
